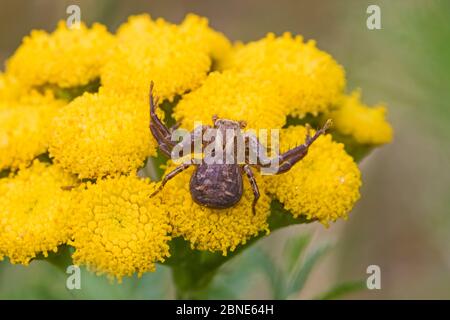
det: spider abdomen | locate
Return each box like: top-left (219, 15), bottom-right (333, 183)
top-left (190, 164), bottom-right (243, 209)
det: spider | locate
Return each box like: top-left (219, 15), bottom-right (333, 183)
top-left (148, 82), bottom-right (331, 214)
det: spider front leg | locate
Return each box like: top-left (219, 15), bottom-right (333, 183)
top-left (246, 120), bottom-right (332, 174)
top-left (274, 119), bottom-right (332, 174)
top-left (243, 164), bottom-right (260, 215)
top-left (150, 161), bottom-right (193, 197)
top-left (149, 81), bottom-right (175, 157)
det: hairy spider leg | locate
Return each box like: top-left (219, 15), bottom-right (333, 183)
top-left (149, 82), bottom-right (176, 157)
top-left (243, 164), bottom-right (260, 215)
top-left (149, 161), bottom-right (193, 198)
top-left (245, 120), bottom-right (332, 174)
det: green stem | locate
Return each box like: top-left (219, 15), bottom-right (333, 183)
top-left (167, 200), bottom-right (311, 299)
top-left (36, 245), bottom-right (73, 273)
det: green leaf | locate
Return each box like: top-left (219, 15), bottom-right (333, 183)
top-left (251, 248), bottom-right (285, 300)
top-left (287, 243), bottom-right (330, 297)
top-left (283, 234), bottom-right (311, 275)
top-left (315, 280), bottom-right (366, 300)
top-left (208, 247), bottom-right (270, 299)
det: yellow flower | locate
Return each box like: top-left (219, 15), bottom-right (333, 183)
top-left (69, 175), bottom-right (171, 281)
top-left (0, 161), bottom-right (75, 264)
top-left (0, 11), bottom-right (392, 276)
top-left (0, 92), bottom-right (65, 171)
top-left (6, 21), bottom-right (114, 89)
top-left (49, 89), bottom-right (158, 179)
top-left (158, 164), bottom-right (270, 255)
top-left (265, 125), bottom-right (361, 225)
top-left (101, 14), bottom-right (211, 103)
top-left (179, 14), bottom-right (232, 67)
top-left (329, 90), bottom-right (393, 145)
top-left (222, 32), bottom-right (346, 117)
top-left (174, 70), bottom-right (288, 130)
top-left (0, 73), bottom-right (24, 102)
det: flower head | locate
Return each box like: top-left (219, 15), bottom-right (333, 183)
top-left (0, 12), bottom-right (393, 280)
top-left (6, 21), bottom-right (114, 89)
top-left (174, 70), bottom-right (288, 130)
top-left (101, 14), bottom-right (211, 103)
top-left (265, 125), bottom-right (361, 225)
top-left (179, 14), bottom-right (232, 67)
top-left (69, 175), bottom-right (171, 281)
top-left (159, 164), bottom-right (270, 255)
top-left (0, 73), bottom-right (24, 102)
top-left (329, 90), bottom-right (393, 145)
top-left (0, 161), bottom-right (75, 264)
top-left (49, 89), bottom-right (158, 179)
top-left (222, 33), bottom-right (346, 117)
top-left (0, 92), bottom-right (65, 170)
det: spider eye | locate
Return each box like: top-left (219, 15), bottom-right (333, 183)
top-left (239, 121), bottom-right (247, 128)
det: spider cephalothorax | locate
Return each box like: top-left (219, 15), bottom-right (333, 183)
top-left (149, 82), bottom-right (331, 214)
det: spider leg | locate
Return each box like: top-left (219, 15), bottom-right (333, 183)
top-left (149, 124), bottom-right (172, 158)
top-left (272, 119), bottom-right (332, 174)
top-left (149, 162), bottom-right (193, 197)
top-left (149, 82), bottom-right (176, 157)
top-left (149, 81), bottom-right (171, 138)
top-left (245, 120), bottom-right (332, 174)
top-left (243, 164), bottom-right (260, 215)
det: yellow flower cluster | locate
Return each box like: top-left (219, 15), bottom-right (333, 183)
top-left (174, 70), bottom-right (288, 130)
top-left (0, 12), bottom-right (393, 279)
top-left (179, 14), bottom-right (232, 66)
top-left (265, 126), bottom-right (361, 225)
top-left (221, 32), bottom-right (346, 117)
top-left (0, 73), bottom-right (24, 102)
top-left (6, 21), bottom-right (114, 89)
top-left (0, 91), bottom-right (65, 170)
top-left (158, 164), bottom-right (270, 255)
top-left (0, 161), bottom-right (75, 264)
top-left (69, 175), bottom-right (171, 281)
top-left (49, 89), bottom-right (157, 179)
top-left (101, 14), bottom-right (213, 103)
top-left (329, 90), bottom-right (393, 145)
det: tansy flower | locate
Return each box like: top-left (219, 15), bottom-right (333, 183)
top-left (101, 14), bottom-right (211, 103)
top-left (0, 161), bottom-right (75, 264)
top-left (222, 32), bottom-right (346, 118)
top-left (173, 70), bottom-right (288, 130)
top-left (179, 13), bottom-right (232, 67)
top-left (6, 21), bottom-right (114, 89)
top-left (265, 125), bottom-right (361, 225)
top-left (49, 89), bottom-right (159, 179)
top-left (0, 11), bottom-right (394, 282)
top-left (69, 175), bottom-right (171, 281)
top-left (0, 73), bottom-right (24, 102)
top-left (328, 90), bottom-right (393, 145)
top-left (0, 92), bottom-right (65, 171)
top-left (158, 164), bottom-right (270, 255)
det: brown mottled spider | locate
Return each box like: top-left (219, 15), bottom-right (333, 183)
top-left (149, 82), bottom-right (331, 214)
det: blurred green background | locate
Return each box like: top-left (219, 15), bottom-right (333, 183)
top-left (0, 0), bottom-right (449, 299)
